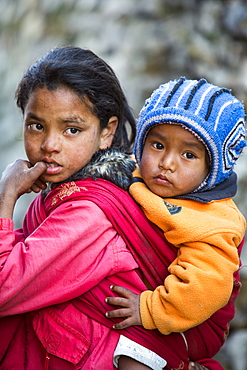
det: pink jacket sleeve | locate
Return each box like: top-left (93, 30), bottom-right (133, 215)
top-left (0, 200), bottom-right (137, 317)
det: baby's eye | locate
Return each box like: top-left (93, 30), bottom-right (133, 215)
top-left (66, 127), bottom-right (81, 135)
top-left (152, 142), bottom-right (164, 150)
top-left (183, 152), bottom-right (196, 159)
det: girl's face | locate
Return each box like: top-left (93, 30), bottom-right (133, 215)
top-left (140, 124), bottom-right (209, 198)
top-left (23, 87), bottom-right (117, 184)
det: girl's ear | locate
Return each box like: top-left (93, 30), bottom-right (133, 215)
top-left (99, 116), bottom-right (118, 149)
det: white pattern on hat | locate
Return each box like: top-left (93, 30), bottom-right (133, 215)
top-left (175, 80), bottom-right (196, 108)
top-left (214, 98), bottom-right (238, 131)
top-left (195, 85), bottom-right (215, 116)
top-left (153, 82), bottom-right (172, 109)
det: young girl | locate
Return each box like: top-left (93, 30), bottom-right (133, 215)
top-left (0, 47), bottom-right (240, 370)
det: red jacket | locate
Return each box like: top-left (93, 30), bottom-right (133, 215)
top-left (0, 179), bottom-right (242, 369)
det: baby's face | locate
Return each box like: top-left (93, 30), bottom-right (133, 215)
top-left (140, 124), bottom-right (209, 198)
top-left (23, 87), bottom-right (107, 184)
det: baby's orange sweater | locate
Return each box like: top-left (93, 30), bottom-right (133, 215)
top-left (130, 170), bottom-right (246, 335)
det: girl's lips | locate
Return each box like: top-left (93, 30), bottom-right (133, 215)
top-left (45, 164), bottom-right (62, 175)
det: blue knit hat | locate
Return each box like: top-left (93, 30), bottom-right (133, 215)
top-left (134, 77), bottom-right (247, 191)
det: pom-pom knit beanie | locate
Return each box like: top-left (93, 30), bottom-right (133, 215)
top-left (134, 77), bottom-right (247, 191)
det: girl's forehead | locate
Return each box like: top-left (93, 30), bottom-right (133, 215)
top-left (26, 87), bottom-right (89, 110)
top-left (29, 86), bottom-right (79, 100)
top-left (24, 87), bottom-right (97, 121)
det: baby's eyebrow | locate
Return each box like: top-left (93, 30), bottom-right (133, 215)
top-left (148, 130), bottom-right (205, 152)
top-left (147, 131), bottom-right (164, 140)
top-left (183, 140), bottom-right (205, 152)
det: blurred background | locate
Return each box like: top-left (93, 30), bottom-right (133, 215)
top-left (0, 0), bottom-right (246, 368)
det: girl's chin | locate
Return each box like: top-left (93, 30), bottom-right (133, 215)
top-left (41, 175), bottom-right (66, 184)
top-left (41, 170), bottom-right (79, 185)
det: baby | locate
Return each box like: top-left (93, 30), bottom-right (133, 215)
top-left (107, 77), bottom-right (246, 370)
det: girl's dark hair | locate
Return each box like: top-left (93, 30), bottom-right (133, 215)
top-left (15, 46), bottom-right (136, 152)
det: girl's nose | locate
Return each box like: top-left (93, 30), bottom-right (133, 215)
top-left (41, 133), bottom-right (61, 153)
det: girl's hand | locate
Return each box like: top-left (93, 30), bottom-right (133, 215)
top-left (0, 159), bottom-right (47, 197)
top-left (0, 160), bottom-right (47, 219)
top-left (105, 285), bottom-right (142, 329)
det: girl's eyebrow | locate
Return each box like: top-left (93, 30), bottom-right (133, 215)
top-left (63, 116), bottom-right (85, 123)
top-left (25, 114), bottom-right (86, 124)
top-left (25, 113), bottom-right (44, 122)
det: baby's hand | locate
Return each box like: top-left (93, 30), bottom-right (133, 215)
top-left (189, 363), bottom-right (209, 370)
top-left (1, 160), bottom-right (47, 198)
top-left (105, 285), bottom-right (142, 329)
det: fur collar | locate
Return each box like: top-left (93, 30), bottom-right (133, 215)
top-left (47, 148), bottom-right (136, 193)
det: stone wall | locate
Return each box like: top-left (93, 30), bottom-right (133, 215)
top-left (0, 0), bottom-right (247, 368)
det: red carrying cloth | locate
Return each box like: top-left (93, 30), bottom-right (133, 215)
top-left (42, 178), bottom-right (243, 370)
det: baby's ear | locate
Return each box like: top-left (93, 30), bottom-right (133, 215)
top-left (99, 116), bottom-right (118, 149)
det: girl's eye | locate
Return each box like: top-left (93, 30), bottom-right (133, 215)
top-left (152, 142), bottom-right (164, 150)
top-left (66, 127), bottom-right (81, 135)
top-left (28, 123), bottom-right (43, 131)
top-left (183, 152), bottom-right (196, 159)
